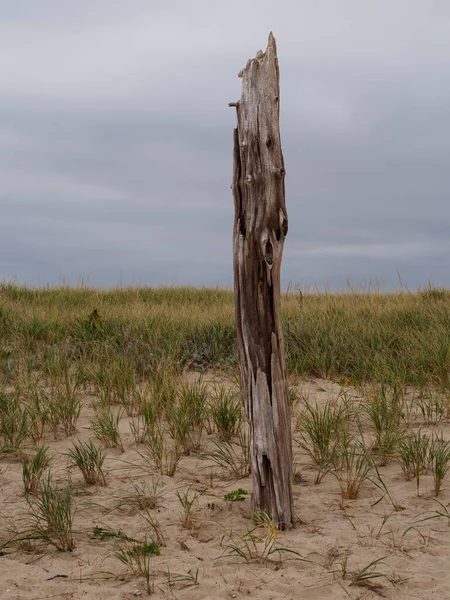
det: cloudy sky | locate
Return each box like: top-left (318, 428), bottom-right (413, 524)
top-left (1, 0), bottom-right (449, 290)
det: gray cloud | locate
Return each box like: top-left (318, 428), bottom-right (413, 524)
top-left (1, 0), bottom-right (450, 290)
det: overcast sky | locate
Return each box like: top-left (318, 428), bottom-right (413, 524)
top-left (1, 0), bottom-right (449, 290)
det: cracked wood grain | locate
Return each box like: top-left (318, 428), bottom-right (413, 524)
top-left (230, 32), bottom-right (294, 529)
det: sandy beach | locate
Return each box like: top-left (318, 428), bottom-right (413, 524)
top-left (2, 375), bottom-right (450, 600)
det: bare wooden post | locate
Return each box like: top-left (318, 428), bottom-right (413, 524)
top-left (230, 32), bottom-right (294, 529)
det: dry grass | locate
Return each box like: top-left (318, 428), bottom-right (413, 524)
top-left (1, 283), bottom-right (450, 598)
top-left (0, 283), bottom-right (449, 385)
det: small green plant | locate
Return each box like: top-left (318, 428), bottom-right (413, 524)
top-left (208, 431), bottom-right (250, 480)
top-left (124, 385), bottom-right (146, 418)
top-left (415, 389), bottom-right (445, 425)
top-left (44, 393), bottom-right (61, 440)
top-left (224, 488), bottom-right (249, 502)
top-left (402, 498), bottom-right (450, 536)
top-left (147, 364), bottom-right (179, 416)
top-left (165, 568), bottom-right (199, 590)
top-left (115, 539), bottom-right (160, 594)
top-left (130, 414), bottom-right (147, 444)
top-left (332, 437), bottom-right (374, 499)
top-left (66, 439), bottom-right (107, 485)
top-left (57, 393), bottom-right (82, 437)
top-left (141, 509), bottom-right (166, 547)
top-left (130, 394), bottom-right (159, 444)
top-left (329, 552), bottom-right (401, 593)
top-left (142, 425), bottom-right (164, 473)
top-left (176, 485), bottom-right (202, 530)
top-left (91, 361), bottom-right (113, 406)
top-left (208, 384), bottom-right (242, 440)
top-left (26, 383), bottom-right (50, 443)
top-left (168, 400), bottom-right (195, 455)
top-left (141, 398), bottom-right (159, 433)
top-left (363, 382), bottom-right (405, 465)
top-left (17, 473), bottom-right (76, 551)
top-left (142, 424), bottom-right (181, 477)
top-left (349, 556), bottom-right (390, 593)
top-left (44, 370), bottom-right (82, 437)
top-left (92, 524), bottom-right (134, 541)
top-left (219, 511), bottom-right (305, 564)
top-left (117, 479), bottom-right (163, 512)
top-left (89, 406), bottom-right (124, 452)
top-left (296, 399), bottom-right (347, 483)
top-left (0, 392), bottom-right (29, 456)
top-left (398, 429), bottom-right (430, 495)
top-left (109, 357), bottom-right (136, 415)
top-left (176, 378), bottom-right (209, 450)
top-left (22, 444), bottom-right (51, 495)
top-left (428, 435), bottom-right (450, 496)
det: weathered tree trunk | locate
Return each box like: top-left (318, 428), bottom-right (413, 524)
top-left (229, 32), bottom-right (294, 529)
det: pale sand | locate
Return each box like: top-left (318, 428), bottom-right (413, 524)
top-left (1, 376), bottom-right (450, 600)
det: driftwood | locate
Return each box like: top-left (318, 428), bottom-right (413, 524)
top-left (230, 32), bottom-right (294, 529)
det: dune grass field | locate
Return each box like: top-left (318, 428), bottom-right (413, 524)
top-left (1, 283), bottom-right (450, 599)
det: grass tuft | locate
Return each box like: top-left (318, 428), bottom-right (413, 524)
top-left (398, 429), bottom-right (430, 495)
top-left (295, 399), bottom-right (348, 483)
top-left (66, 439), bottom-right (107, 485)
top-left (11, 473), bottom-right (76, 551)
top-left (22, 444), bottom-right (51, 495)
top-left (89, 406), bottom-right (124, 452)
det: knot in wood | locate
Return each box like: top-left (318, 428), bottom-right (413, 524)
top-left (265, 239), bottom-right (274, 265)
top-left (274, 167), bottom-right (286, 178)
top-left (279, 209), bottom-right (288, 237)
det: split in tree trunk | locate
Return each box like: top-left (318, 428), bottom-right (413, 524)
top-left (230, 32), bottom-right (294, 530)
